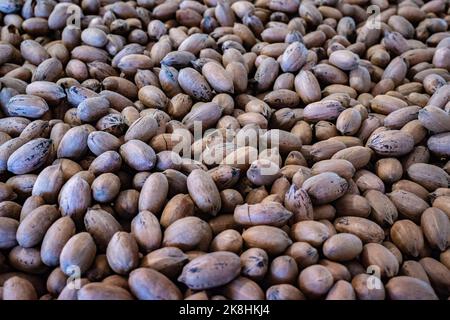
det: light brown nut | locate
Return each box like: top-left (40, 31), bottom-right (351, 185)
top-left (298, 265), bottom-right (334, 299)
top-left (60, 232), bottom-right (97, 276)
top-left (390, 220), bottom-right (425, 258)
top-left (129, 268), bottom-right (182, 300)
top-left (178, 251), bottom-right (241, 290)
top-left (242, 225), bottom-right (292, 255)
top-left (187, 169), bottom-right (221, 216)
top-left (162, 216), bottom-right (212, 251)
top-left (234, 202), bottom-right (292, 227)
top-left (386, 276), bottom-right (438, 300)
top-left (302, 172), bottom-right (348, 205)
top-left (334, 216), bottom-right (385, 243)
top-left (106, 232), bottom-right (139, 275)
top-left (421, 207), bottom-right (449, 251)
top-left (323, 233), bottom-right (363, 262)
top-left (7, 138), bottom-right (52, 174)
top-left (367, 130), bottom-right (415, 157)
top-left (16, 205), bottom-right (60, 248)
top-left (291, 221), bottom-right (331, 247)
top-left (84, 208), bottom-right (121, 252)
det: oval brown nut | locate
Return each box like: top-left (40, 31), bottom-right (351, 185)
top-left (131, 211), bottom-right (162, 253)
top-left (16, 205), bottom-right (60, 248)
top-left (77, 283), bottom-right (133, 300)
top-left (6, 94), bottom-right (49, 119)
top-left (354, 169), bottom-right (385, 193)
top-left (178, 251), bottom-right (241, 290)
top-left (392, 180), bottom-right (429, 201)
top-left (303, 100), bottom-right (345, 123)
top-left (160, 194), bottom-right (195, 228)
top-left (242, 225), bottom-right (292, 255)
top-left (0, 201), bottom-right (21, 219)
top-left (326, 280), bottom-right (356, 300)
top-left (8, 246), bottom-right (47, 274)
top-left (291, 220), bottom-right (331, 247)
top-left (418, 105), bottom-right (450, 134)
top-left (365, 190), bottom-right (398, 226)
top-left (106, 232), bottom-right (139, 275)
top-left (280, 41), bottom-right (308, 72)
top-left (89, 151), bottom-right (122, 175)
top-left (323, 233), bottom-right (363, 262)
top-left (20, 39), bottom-right (50, 65)
top-left (41, 217), bottom-right (76, 267)
top-left (266, 284), bottom-right (306, 300)
top-left (182, 102), bottom-right (222, 132)
top-left (336, 108), bottom-right (362, 136)
top-left (57, 125), bottom-right (93, 160)
top-left (58, 176), bottom-right (91, 221)
top-left (222, 276), bottom-right (265, 300)
top-left (319, 259), bottom-right (351, 282)
top-left (371, 95), bottom-right (408, 115)
top-left (400, 260), bottom-right (430, 284)
top-left (284, 184), bottom-right (314, 222)
top-left (331, 146), bottom-right (372, 169)
top-left (375, 158), bottom-right (403, 184)
top-left (162, 216), bottom-right (212, 251)
top-left (0, 217), bottom-right (19, 249)
top-left (32, 164), bottom-right (65, 203)
top-left (187, 169), bottom-right (221, 216)
top-left (419, 257), bottom-right (450, 296)
top-left (141, 247), bottom-right (188, 279)
top-left (87, 131), bottom-right (121, 156)
top-left (310, 139), bottom-right (347, 161)
top-left (407, 163), bottom-right (449, 191)
top-left (390, 220), bottom-right (425, 258)
top-left (351, 273), bottom-right (386, 300)
top-left (91, 173), bottom-right (121, 203)
top-left (302, 172), bottom-right (348, 205)
top-left (234, 202), bottom-right (292, 227)
top-left (431, 195), bottom-right (450, 215)
top-left (334, 216), bottom-right (385, 243)
top-left (138, 172), bottom-right (168, 214)
top-left (260, 129), bottom-right (302, 155)
top-left (311, 159), bottom-right (355, 180)
top-left (210, 229), bottom-right (242, 253)
top-left (428, 132), bottom-right (450, 158)
top-left (295, 70), bottom-right (321, 104)
top-left (240, 248), bottom-right (269, 281)
top-left (367, 130), bottom-right (415, 157)
top-left (60, 232), bottom-right (97, 276)
top-left (384, 106), bottom-right (421, 130)
top-left (7, 138), bottom-right (52, 174)
top-left (178, 67), bottom-right (213, 101)
top-left (335, 194), bottom-right (371, 218)
top-left (129, 267), bottom-right (182, 300)
top-left (329, 50), bottom-right (360, 71)
top-left (246, 159), bottom-right (281, 186)
top-left (386, 276), bottom-right (438, 300)
top-left (421, 207), bottom-right (449, 251)
top-left (77, 96), bottom-right (110, 123)
top-left (361, 243), bottom-right (399, 278)
top-left (124, 115), bottom-right (159, 142)
top-left (84, 208), bottom-right (121, 252)
top-left (388, 190), bottom-right (429, 222)
top-left (202, 61), bottom-right (234, 94)
top-left (254, 56), bottom-right (279, 92)
top-left (298, 265), bottom-right (334, 298)
top-left (2, 276), bottom-right (38, 300)
top-left (138, 85), bottom-right (169, 109)
top-left (119, 139), bottom-right (156, 171)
